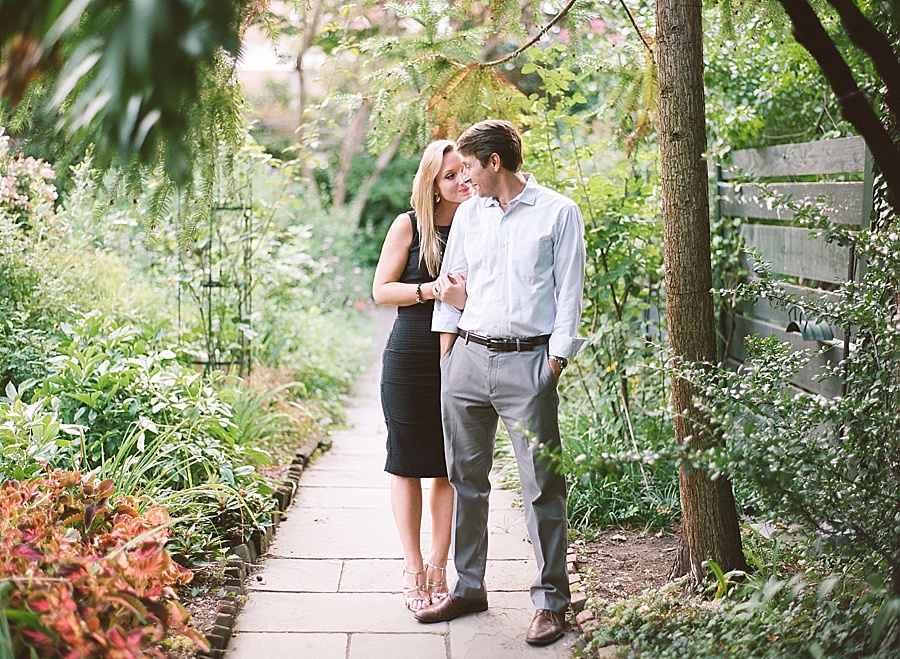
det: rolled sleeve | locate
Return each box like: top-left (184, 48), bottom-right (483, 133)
top-left (432, 301), bottom-right (462, 333)
top-left (548, 204), bottom-right (587, 359)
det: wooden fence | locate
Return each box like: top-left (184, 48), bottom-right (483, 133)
top-left (715, 136), bottom-right (874, 398)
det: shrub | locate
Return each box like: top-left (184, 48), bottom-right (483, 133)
top-left (679, 202), bottom-right (900, 600)
top-left (38, 312), bottom-right (263, 477)
top-left (586, 537), bottom-right (899, 658)
top-left (1, 310), bottom-right (282, 562)
top-left (0, 386), bottom-right (82, 482)
top-left (0, 471), bottom-right (208, 658)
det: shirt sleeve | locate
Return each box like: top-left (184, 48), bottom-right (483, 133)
top-left (548, 203), bottom-right (587, 359)
top-left (432, 209), bottom-right (468, 333)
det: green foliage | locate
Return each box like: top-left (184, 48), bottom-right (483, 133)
top-left (258, 308), bottom-right (373, 405)
top-left (0, 0), bottom-right (248, 185)
top-left (355, 152), bottom-right (419, 265)
top-left (0, 316), bottom-right (52, 389)
top-left (671, 183), bottom-right (900, 602)
top-left (0, 131), bottom-right (374, 561)
top-left (703, 2), bottom-right (880, 153)
top-left (0, 384), bottom-right (82, 482)
top-left (0, 471), bottom-right (208, 658)
top-left (0, 310), bottom-right (283, 561)
top-left (586, 534), bottom-right (899, 658)
top-left (36, 312), bottom-right (273, 482)
top-left (0, 141), bottom-right (168, 389)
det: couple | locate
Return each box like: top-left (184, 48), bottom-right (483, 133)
top-left (372, 120), bottom-right (586, 646)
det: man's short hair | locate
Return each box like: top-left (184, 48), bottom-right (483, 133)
top-left (456, 120), bottom-right (522, 172)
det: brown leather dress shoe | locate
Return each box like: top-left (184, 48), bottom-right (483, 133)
top-left (414, 594), bottom-right (488, 623)
top-left (525, 609), bottom-right (565, 646)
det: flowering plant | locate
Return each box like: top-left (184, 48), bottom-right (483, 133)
top-left (0, 128), bottom-right (57, 225)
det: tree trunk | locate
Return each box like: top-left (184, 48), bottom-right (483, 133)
top-left (294, 0), bottom-right (324, 188)
top-left (656, 0), bottom-right (747, 581)
top-left (332, 99), bottom-right (372, 207)
top-left (348, 129), bottom-right (405, 224)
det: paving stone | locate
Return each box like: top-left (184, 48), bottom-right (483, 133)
top-left (448, 591), bottom-right (578, 659)
top-left (293, 486), bottom-right (387, 510)
top-left (336, 557), bottom-right (535, 595)
top-left (324, 435), bottom-right (385, 457)
top-left (348, 632), bottom-right (446, 658)
top-left (267, 507), bottom-right (410, 559)
top-left (488, 487), bottom-right (523, 509)
top-left (296, 468), bottom-right (392, 488)
top-left (234, 592), bottom-right (426, 633)
top-left (247, 558), bottom-right (342, 593)
top-left (226, 632), bottom-right (347, 659)
top-left (305, 452), bottom-right (388, 472)
top-left (338, 559), bottom-right (407, 593)
top-left (482, 524), bottom-right (538, 561)
top-left (482, 559), bottom-right (534, 592)
top-left (488, 508), bottom-right (528, 534)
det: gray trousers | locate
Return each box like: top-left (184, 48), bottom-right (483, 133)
top-left (440, 338), bottom-right (570, 613)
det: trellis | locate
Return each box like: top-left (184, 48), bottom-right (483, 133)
top-left (177, 184), bottom-right (254, 376)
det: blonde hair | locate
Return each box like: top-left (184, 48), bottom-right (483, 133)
top-left (410, 140), bottom-right (456, 277)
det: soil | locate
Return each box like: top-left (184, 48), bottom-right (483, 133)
top-left (574, 530), bottom-right (680, 604)
top-left (161, 563), bottom-right (229, 658)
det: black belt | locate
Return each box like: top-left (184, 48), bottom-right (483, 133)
top-left (458, 329), bottom-right (550, 352)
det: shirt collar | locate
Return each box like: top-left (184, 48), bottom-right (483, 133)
top-left (478, 173), bottom-right (539, 209)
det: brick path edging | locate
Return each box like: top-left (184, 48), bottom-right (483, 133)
top-left (567, 547), bottom-right (619, 658)
top-left (195, 436), bottom-right (328, 659)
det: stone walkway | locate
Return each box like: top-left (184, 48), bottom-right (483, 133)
top-left (226, 307), bottom-right (578, 658)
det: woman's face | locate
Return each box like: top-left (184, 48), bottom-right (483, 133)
top-left (435, 149), bottom-right (472, 206)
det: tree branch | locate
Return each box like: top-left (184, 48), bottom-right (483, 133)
top-left (619, 0), bottom-right (654, 59)
top-left (481, 0), bottom-right (578, 67)
top-left (824, 0), bottom-right (900, 118)
top-left (777, 0), bottom-right (900, 213)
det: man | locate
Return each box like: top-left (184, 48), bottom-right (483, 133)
top-left (417, 119), bottom-right (586, 646)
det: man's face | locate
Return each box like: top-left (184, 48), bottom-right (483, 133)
top-left (460, 152), bottom-right (497, 199)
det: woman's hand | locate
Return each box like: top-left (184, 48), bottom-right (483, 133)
top-left (433, 272), bottom-right (467, 310)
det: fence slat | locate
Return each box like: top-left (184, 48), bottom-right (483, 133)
top-left (719, 181), bottom-right (865, 224)
top-left (722, 136), bottom-right (867, 179)
top-left (741, 224), bottom-right (851, 283)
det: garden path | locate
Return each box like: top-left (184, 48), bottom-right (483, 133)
top-left (226, 305), bottom-right (578, 658)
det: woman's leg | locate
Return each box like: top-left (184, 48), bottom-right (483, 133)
top-left (390, 475), bottom-right (428, 610)
top-left (425, 476), bottom-right (454, 600)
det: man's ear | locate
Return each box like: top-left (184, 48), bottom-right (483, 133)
top-left (489, 153), bottom-right (501, 171)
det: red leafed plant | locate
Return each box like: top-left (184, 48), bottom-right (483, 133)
top-left (0, 470), bottom-right (210, 658)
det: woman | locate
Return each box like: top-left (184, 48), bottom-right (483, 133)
top-left (372, 140), bottom-right (471, 611)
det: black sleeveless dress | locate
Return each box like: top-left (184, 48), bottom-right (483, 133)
top-left (381, 212), bottom-right (451, 478)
